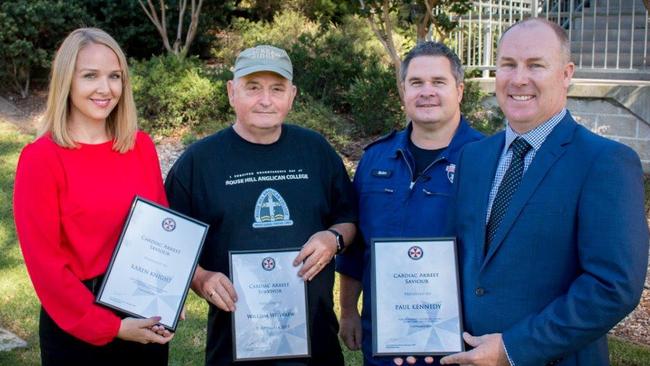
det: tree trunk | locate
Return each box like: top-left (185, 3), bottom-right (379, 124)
top-left (139, 0), bottom-right (173, 53)
top-left (180, 0), bottom-right (204, 59)
top-left (416, 21), bottom-right (428, 43)
top-left (139, 0), bottom-right (203, 60)
top-left (11, 60), bottom-right (30, 98)
top-left (21, 73), bottom-right (30, 99)
top-left (381, 0), bottom-right (404, 103)
top-left (416, 0), bottom-right (434, 43)
top-left (362, 0), bottom-right (405, 104)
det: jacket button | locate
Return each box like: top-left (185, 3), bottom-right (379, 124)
top-left (475, 287), bottom-right (485, 296)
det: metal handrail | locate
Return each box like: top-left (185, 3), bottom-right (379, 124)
top-left (447, 0), bottom-right (649, 79)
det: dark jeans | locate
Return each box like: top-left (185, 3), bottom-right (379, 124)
top-left (39, 276), bottom-right (168, 366)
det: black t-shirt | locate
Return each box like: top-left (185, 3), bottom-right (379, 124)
top-left (165, 124), bottom-right (356, 366)
top-left (408, 137), bottom-right (445, 178)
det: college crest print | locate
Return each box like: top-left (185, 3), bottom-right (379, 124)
top-left (252, 188), bottom-right (294, 228)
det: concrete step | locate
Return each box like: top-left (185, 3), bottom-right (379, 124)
top-left (571, 28), bottom-right (648, 42)
top-left (573, 68), bottom-right (650, 80)
top-left (0, 328), bottom-right (27, 352)
top-left (582, 0), bottom-right (646, 12)
top-left (574, 49), bottom-right (648, 60)
top-left (542, 1), bottom-right (639, 13)
top-left (571, 39), bottom-right (649, 53)
top-left (573, 14), bottom-right (649, 30)
top-left (0, 97), bottom-right (25, 121)
top-left (571, 51), bottom-right (650, 68)
top-left (573, 52), bottom-right (648, 68)
top-left (576, 0), bottom-right (644, 10)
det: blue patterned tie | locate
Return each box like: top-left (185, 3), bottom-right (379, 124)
top-left (486, 137), bottom-right (532, 246)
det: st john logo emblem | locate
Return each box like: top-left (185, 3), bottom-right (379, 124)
top-left (408, 246), bottom-right (423, 260)
top-left (446, 164), bottom-right (456, 183)
top-left (161, 218), bottom-right (176, 232)
top-left (262, 257), bottom-right (276, 271)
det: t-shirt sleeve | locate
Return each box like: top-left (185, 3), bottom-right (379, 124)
top-left (323, 139), bottom-right (357, 226)
top-left (13, 142), bottom-right (121, 345)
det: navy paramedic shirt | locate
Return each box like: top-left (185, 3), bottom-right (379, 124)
top-left (335, 117), bottom-right (483, 366)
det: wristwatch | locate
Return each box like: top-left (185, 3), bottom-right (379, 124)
top-left (327, 229), bottom-right (345, 254)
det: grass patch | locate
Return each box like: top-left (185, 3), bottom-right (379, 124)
top-left (0, 120), bottom-right (39, 365)
top-left (0, 119), bottom-right (647, 365)
top-left (609, 336), bottom-right (650, 365)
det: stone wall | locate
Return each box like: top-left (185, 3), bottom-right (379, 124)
top-left (567, 98), bottom-right (650, 173)
top-left (475, 79), bottom-right (650, 173)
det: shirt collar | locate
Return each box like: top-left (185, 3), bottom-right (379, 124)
top-left (503, 108), bottom-right (566, 153)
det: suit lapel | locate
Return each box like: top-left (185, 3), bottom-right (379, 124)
top-left (482, 114), bottom-right (578, 267)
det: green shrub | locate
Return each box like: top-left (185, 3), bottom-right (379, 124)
top-left (288, 95), bottom-right (351, 150)
top-left (211, 12), bottom-right (391, 113)
top-left (290, 32), bottom-right (371, 113)
top-left (131, 55), bottom-right (231, 135)
top-left (208, 11), bottom-right (411, 138)
top-left (0, 0), bottom-right (90, 96)
top-left (346, 63), bottom-right (403, 136)
top-left (247, 10), bottom-right (320, 48)
top-left (280, 0), bottom-right (355, 25)
top-left (211, 10), bottom-right (319, 66)
top-left (461, 79), bottom-right (504, 135)
top-left (328, 14), bottom-right (396, 65)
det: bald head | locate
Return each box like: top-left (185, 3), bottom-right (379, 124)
top-left (495, 17), bottom-right (575, 133)
top-left (499, 18), bottom-right (571, 63)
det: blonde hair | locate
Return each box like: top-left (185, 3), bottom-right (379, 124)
top-left (39, 27), bottom-right (138, 153)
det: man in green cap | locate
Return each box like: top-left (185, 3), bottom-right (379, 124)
top-left (165, 45), bottom-right (357, 365)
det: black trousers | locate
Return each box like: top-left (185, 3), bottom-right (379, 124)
top-left (39, 307), bottom-right (169, 366)
top-left (39, 276), bottom-right (168, 366)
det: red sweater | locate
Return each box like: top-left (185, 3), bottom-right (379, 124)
top-left (13, 131), bottom-right (168, 345)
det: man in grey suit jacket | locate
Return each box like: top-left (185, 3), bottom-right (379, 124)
top-left (437, 18), bottom-right (649, 366)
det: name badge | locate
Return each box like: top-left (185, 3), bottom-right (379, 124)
top-left (371, 169), bottom-right (393, 178)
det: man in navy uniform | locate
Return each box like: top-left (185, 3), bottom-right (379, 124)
top-left (336, 41), bottom-right (483, 366)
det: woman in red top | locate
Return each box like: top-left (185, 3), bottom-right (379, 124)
top-left (13, 28), bottom-right (173, 365)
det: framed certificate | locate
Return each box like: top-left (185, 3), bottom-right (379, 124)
top-left (371, 238), bottom-right (464, 356)
top-left (96, 196), bottom-right (208, 331)
top-left (229, 249), bottom-right (310, 362)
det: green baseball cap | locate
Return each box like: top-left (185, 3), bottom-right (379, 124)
top-left (233, 45), bottom-right (293, 81)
